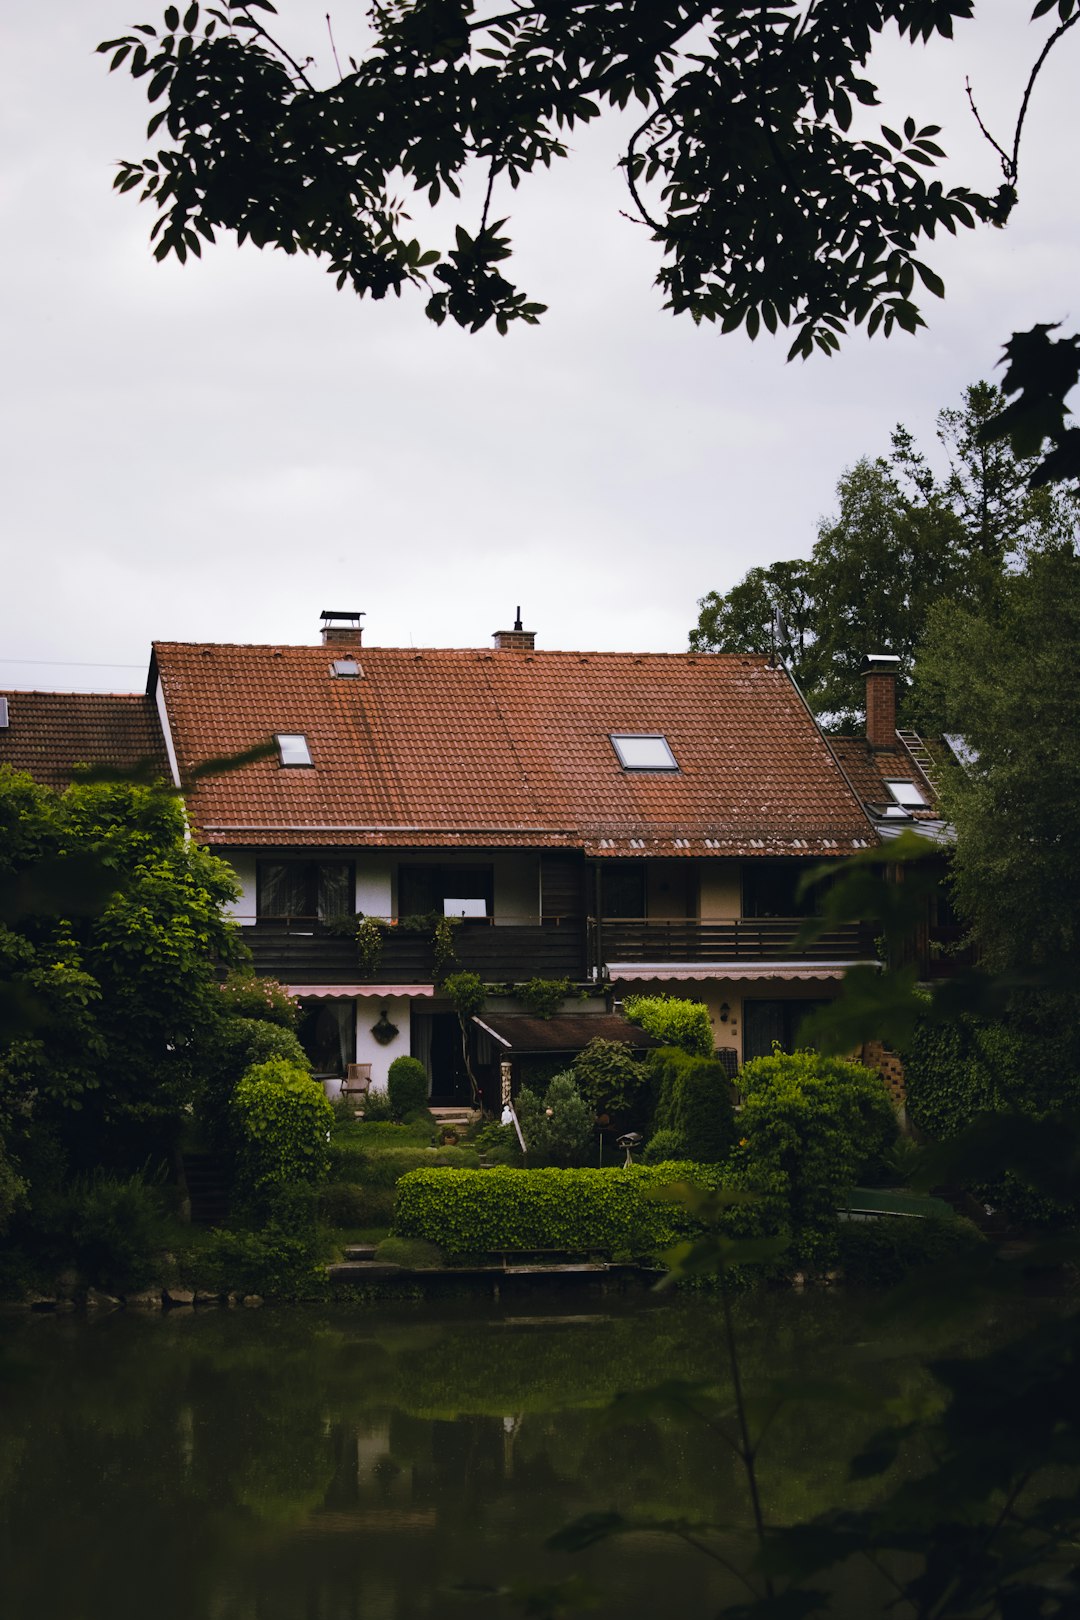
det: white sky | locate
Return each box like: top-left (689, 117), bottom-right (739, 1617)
top-left (1, 2), bottom-right (1076, 690)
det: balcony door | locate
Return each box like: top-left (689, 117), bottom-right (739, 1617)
top-left (743, 999), bottom-right (827, 1062)
top-left (257, 860), bottom-right (353, 924)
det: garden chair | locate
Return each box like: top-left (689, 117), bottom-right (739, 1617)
top-left (339, 1063), bottom-right (372, 1106)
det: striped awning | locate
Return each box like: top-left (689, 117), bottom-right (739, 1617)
top-left (606, 962), bottom-right (866, 983)
top-left (286, 984), bottom-right (436, 999)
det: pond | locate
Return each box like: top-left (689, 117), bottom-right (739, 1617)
top-left (0, 1288), bottom-right (1009, 1619)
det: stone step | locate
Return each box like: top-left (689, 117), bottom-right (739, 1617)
top-left (342, 1246), bottom-right (378, 1261)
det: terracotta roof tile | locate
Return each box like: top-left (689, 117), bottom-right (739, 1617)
top-left (829, 737), bottom-right (939, 819)
top-left (0, 691), bottom-right (169, 791)
top-left (152, 643), bottom-right (877, 856)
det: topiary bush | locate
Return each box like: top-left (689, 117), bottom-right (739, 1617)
top-left (624, 994), bottom-right (714, 1057)
top-left (516, 1073), bottom-right (594, 1166)
top-left (393, 1163), bottom-right (725, 1257)
top-left (733, 1050), bottom-right (898, 1266)
top-left (387, 1055), bottom-right (430, 1120)
top-left (232, 1058), bottom-right (333, 1210)
top-left (649, 1046), bottom-right (737, 1162)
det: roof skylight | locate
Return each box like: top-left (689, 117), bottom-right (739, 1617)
top-left (885, 779), bottom-right (926, 807)
top-left (611, 733), bottom-right (679, 771)
top-left (330, 658), bottom-right (361, 677)
top-left (276, 733), bottom-right (313, 767)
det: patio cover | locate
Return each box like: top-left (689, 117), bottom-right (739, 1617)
top-left (471, 1012), bottom-right (662, 1053)
top-left (605, 963), bottom-right (864, 983)
top-left (285, 984), bottom-right (436, 999)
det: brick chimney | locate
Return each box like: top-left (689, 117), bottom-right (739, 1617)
top-left (320, 610), bottom-right (364, 647)
top-left (862, 653), bottom-right (900, 749)
top-left (493, 608), bottom-right (536, 651)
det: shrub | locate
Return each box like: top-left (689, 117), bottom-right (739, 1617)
top-left (232, 1058), bottom-right (333, 1207)
top-left (67, 1169), bottom-right (169, 1293)
top-left (394, 1163), bottom-right (725, 1257)
top-left (218, 972), bottom-right (300, 1029)
top-left (517, 976), bottom-right (571, 1018)
top-left (387, 1056), bottom-right (430, 1120)
top-left (837, 1214), bottom-right (985, 1287)
top-left (317, 1183), bottom-right (371, 1225)
top-left (642, 1128), bottom-right (685, 1165)
top-left (624, 994), bottom-right (713, 1057)
top-left (189, 1221), bottom-right (322, 1298)
top-left (373, 1235), bottom-right (445, 1268)
top-left (226, 1017), bottom-right (311, 1072)
top-left (359, 1087), bottom-right (395, 1121)
top-left (734, 1050), bottom-right (898, 1266)
top-left (516, 1073), bottom-right (594, 1166)
top-left (650, 1047), bottom-right (737, 1163)
top-left (572, 1039), bottom-right (652, 1123)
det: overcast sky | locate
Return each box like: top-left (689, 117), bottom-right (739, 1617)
top-left (1, 2), bottom-right (1076, 690)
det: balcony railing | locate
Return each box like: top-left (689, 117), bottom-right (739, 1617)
top-left (594, 916), bottom-right (876, 965)
top-left (240, 911), bottom-right (875, 983)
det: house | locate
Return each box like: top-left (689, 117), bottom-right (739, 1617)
top-left (145, 613), bottom-right (900, 1104)
top-left (0, 689), bottom-right (167, 788)
top-left (5, 624), bottom-right (953, 1105)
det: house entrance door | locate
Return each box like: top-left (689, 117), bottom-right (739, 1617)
top-left (412, 1010), bottom-right (473, 1106)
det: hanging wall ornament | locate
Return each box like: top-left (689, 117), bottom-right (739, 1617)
top-left (371, 1007), bottom-right (399, 1046)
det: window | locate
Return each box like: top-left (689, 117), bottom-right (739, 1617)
top-left (257, 860), bottom-right (353, 922)
top-left (398, 863), bottom-right (494, 920)
top-left (743, 861), bottom-right (819, 918)
top-left (743, 1000), bottom-right (828, 1062)
top-left (330, 658), bottom-right (361, 677)
top-left (276, 732), bottom-right (313, 767)
top-left (610, 733), bottom-right (679, 771)
top-left (600, 862), bottom-right (646, 918)
top-left (885, 779), bottom-right (926, 807)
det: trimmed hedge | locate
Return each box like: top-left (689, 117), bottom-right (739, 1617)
top-left (624, 994), bottom-right (714, 1057)
top-left (837, 1215), bottom-right (985, 1287)
top-left (387, 1056), bottom-right (430, 1120)
top-left (393, 1163), bottom-right (724, 1258)
top-left (232, 1058), bottom-right (333, 1202)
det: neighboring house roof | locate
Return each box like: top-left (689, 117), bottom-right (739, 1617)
top-left (150, 642), bottom-right (876, 857)
top-left (829, 735), bottom-right (951, 844)
top-left (0, 690), bottom-right (169, 791)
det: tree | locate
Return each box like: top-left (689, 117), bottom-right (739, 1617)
top-left (690, 382), bottom-right (1078, 727)
top-left (914, 548), bottom-right (1080, 977)
top-left (0, 768), bottom-right (247, 1220)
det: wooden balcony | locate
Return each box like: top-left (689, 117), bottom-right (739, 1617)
top-left (595, 916), bottom-right (876, 966)
top-left (242, 916), bottom-right (586, 984)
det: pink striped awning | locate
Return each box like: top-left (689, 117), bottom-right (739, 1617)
top-left (286, 984), bottom-right (436, 999)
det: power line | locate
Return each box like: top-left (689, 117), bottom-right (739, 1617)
top-left (0, 657), bottom-right (145, 669)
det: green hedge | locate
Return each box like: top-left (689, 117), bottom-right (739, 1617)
top-left (393, 1163), bottom-right (724, 1258)
top-left (387, 1056), bottom-right (430, 1120)
top-left (232, 1058), bottom-right (333, 1204)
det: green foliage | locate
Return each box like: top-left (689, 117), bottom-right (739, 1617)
top-left (516, 1073), bottom-right (594, 1167)
top-left (837, 1213), bottom-right (985, 1288)
top-left (734, 1050), bottom-right (898, 1264)
top-left (393, 1164), bottom-right (724, 1258)
top-left (97, 1), bottom-right (1068, 369)
top-left (624, 993), bottom-right (713, 1057)
top-left (441, 970), bottom-right (484, 1018)
top-left (641, 1128), bottom-right (685, 1166)
top-left (354, 916), bottom-right (385, 976)
top-left (217, 972), bottom-right (300, 1029)
top-left (372, 1235), bottom-right (444, 1269)
top-left (692, 385), bottom-right (1077, 727)
top-left (232, 1058), bottom-right (333, 1206)
top-left (66, 1169), bottom-right (170, 1293)
top-left (317, 1182), bottom-right (370, 1227)
top-left (650, 1046), bottom-right (736, 1164)
top-left (357, 1086), bottom-right (395, 1121)
top-left (516, 977), bottom-right (571, 1018)
top-left (386, 1056), bottom-right (430, 1121)
top-left (431, 916), bottom-right (460, 981)
top-left (571, 1038), bottom-right (650, 1121)
top-left (916, 548), bottom-right (1080, 972)
top-left (188, 1220), bottom-right (322, 1299)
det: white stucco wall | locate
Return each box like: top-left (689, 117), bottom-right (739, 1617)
top-left (356, 995), bottom-right (416, 1090)
top-left (698, 861), bottom-right (742, 920)
top-left (355, 854), bottom-right (393, 918)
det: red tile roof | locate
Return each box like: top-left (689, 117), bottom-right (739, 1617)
top-left (152, 643), bottom-right (877, 857)
top-left (0, 691), bottom-right (169, 791)
top-left (829, 737), bottom-right (939, 820)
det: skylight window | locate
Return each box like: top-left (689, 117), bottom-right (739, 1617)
top-left (610, 733), bottom-right (679, 771)
top-left (330, 658), bottom-right (361, 677)
top-left (885, 779), bottom-right (926, 807)
top-left (276, 733), bottom-right (313, 767)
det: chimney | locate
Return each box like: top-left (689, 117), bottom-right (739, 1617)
top-left (320, 610), bottom-right (364, 647)
top-left (862, 653), bottom-right (900, 748)
top-left (493, 607), bottom-right (536, 652)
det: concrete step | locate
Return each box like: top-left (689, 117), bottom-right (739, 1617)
top-left (342, 1246), bottom-right (378, 1261)
top-left (327, 1261), bottom-right (403, 1281)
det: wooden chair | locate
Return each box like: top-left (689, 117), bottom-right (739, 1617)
top-left (339, 1062), bottom-right (372, 1106)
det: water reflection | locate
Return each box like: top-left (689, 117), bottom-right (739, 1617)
top-left (0, 1292), bottom-right (989, 1619)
